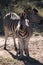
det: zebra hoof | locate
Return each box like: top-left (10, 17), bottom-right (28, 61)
top-left (25, 51), bottom-right (29, 57)
top-left (15, 47), bottom-right (17, 51)
top-left (4, 47), bottom-right (6, 50)
top-left (26, 54), bottom-right (30, 60)
top-left (16, 51), bottom-right (20, 57)
top-left (25, 53), bottom-right (29, 58)
top-left (18, 55), bottom-right (23, 60)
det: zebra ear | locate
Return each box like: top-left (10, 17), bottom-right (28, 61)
top-left (25, 19), bottom-right (29, 26)
top-left (15, 21), bottom-right (20, 32)
top-left (33, 8), bottom-right (38, 13)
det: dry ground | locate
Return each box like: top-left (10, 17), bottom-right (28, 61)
top-left (0, 34), bottom-right (43, 65)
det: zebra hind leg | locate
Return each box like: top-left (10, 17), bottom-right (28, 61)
top-left (4, 42), bottom-right (6, 50)
top-left (4, 36), bottom-right (8, 50)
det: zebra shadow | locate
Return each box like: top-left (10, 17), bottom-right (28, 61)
top-left (5, 49), bottom-right (43, 65)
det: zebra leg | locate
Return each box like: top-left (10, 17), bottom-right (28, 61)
top-left (18, 39), bottom-right (23, 59)
top-left (15, 38), bottom-right (20, 56)
top-left (14, 39), bottom-right (17, 51)
top-left (19, 49), bottom-right (23, 59)
top-left (13, 35), bottom-right (17, 51)
top-left (4, 35), bottom-right (8, 50)
top-left (24, 40), bottom-right (29, 57)
top-left (25, 48), bottom-right (29, 57)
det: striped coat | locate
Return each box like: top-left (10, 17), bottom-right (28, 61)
top-left (16, 15), bottom-right (33, 57)
top-left (4, 12), bottom-right (20, 50)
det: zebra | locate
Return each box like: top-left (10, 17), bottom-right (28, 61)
top-left (17, 8), bottom-right (43, 58)
top-left (4, 12), bottom-right (20, 52)
top-left (15, 12), bottom-right (33, 58)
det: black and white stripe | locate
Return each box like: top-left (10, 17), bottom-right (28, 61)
top-left (4, 12), bottom-right (20, 50)
top-left (16, 18), bottom-right (32, 39)
top-left (16, 16), bottom-right (33, 57)
top-left (17, 27), bottom-right (29, 39)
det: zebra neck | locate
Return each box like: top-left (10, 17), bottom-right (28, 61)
top-left (18, 30), bottom-right (29, 39)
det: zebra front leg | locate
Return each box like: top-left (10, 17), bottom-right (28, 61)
top-left (18, 40), bottom-right (23, 59)
top-left (24, 41), bottom-right (29, 57)
top-left (19, 49), bottom-right (23, 59)
top-left (25, 48), bottom-right (29, 57)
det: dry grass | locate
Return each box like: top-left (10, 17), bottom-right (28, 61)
top-left (0, 56), bottom-right (24, 65)
top-left (0, 35), bottom-right (43, 65)
top-left (38, 8), bottom-right (43, 17)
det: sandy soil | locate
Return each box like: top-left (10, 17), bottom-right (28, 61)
top-left (0, 34), bottom-right (43, 65)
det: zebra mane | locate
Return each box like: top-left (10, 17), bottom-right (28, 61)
top-left (4, 12), bottom-right (20, 20)
top-left (11, 12), bottom-right (20, 20)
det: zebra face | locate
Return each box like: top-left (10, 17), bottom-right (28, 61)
top-left (16, 18), bottom-right (30, 31)
top-left (20, 20), bottom-right (25, 31)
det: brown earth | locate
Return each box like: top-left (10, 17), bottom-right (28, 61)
top-left (0, 34), bottom-right (43, 65)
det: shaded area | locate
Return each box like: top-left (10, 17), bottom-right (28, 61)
top-left (14, 0), bottom-right (43, 8)
top-left (35, 2), bottom-right (43, 8)
top-left (29, 0), bottom-right (43, 8)
top-left (31, 22), bottom-right (43, 33)
top-left (0, 11), bottom-right (4, 36)
top-left (5, 49), bottom-right (43, 65)
top-left (0, 20), bottom-right (4, 36)
top-left (0, 0), bottom-right (43, 36)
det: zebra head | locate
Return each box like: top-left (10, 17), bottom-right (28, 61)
top-left (20, 12), bottom-right (30, 30)
top-left (15, 12), bottom-right (30, 34)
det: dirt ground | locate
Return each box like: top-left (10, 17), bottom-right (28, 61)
top-left (0, 34), bottom-right (43, 65)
